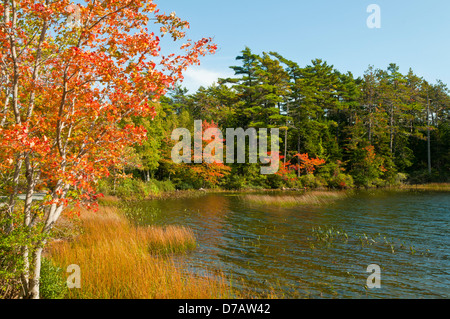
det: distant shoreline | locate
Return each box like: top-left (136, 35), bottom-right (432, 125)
top-left (97, 182), bottom-right (450, 203)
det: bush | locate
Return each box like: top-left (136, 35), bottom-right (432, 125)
top-left (97, 179), bottom-right (113, 196)
top-left (225, 174), bottom-right (269, 190)
top-left (299, 174), bottom-right (322, 189)
top-left (115, 178), bottom-right (138, 198)
top-left (1, 208), bottom-right (35, 299)
top-left (266, 174), bottom-right (286, 189)
top-left (40, 258), bottom-right (67, 299)
top-left (0, 236), bottom-right (24, 299)
top-left (372, 178), bottom-right (387, 188)
top-left (407, 169), bottom-right (447, 184)
top-left (175, 181), bottom-right (195, 190)
top-left (114, 178), bottom-right (176, 198)
top-left (224, 174), bottom-right (247, 190)
top-left (388, 172), bottom-right (408, 186)
top-left (328, 173), bottom-right (354, 189)
top-left (150, 179), bottom-right (176, 193)
top-left (317, 162), bottom-right (340, 183)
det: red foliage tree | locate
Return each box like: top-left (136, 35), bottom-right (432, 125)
top-left (293, 153), bottom-right (326, 175)
top-left (276, 153), bottom-right (326, 186)
top-left (188, 120), bottom-right (231, 187)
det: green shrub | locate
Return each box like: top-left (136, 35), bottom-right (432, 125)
top-left (115, 178), bottom-right (137, 198)
top-left (40, 258), bottom-right (67, 299)
top-left (97, 179), bottom-right (113, 196)
top-left (1, 208), bottom-right (37, 299)
top-left (391, 172), bottom-right (408, 186)
top-left (113, 178), bottom-right (175, 198)
top-left (407, 169), bottom-right (447, 184)
top-left (0, 235), bottom-right (25, 299)
top-left (266, 174), bottom-right (285, 189)
top-left (150, 179), bottom-right (176, 193)
top-left (176, 181), bottom-right (195, 190)
top-left (317, 162), bottom-right (340, 183)
top-left (372, 178), bottom-right (387, 188)
top-left (134, 180), bottom-right (152, 197)
top-left (299, 174), bottom-right (322, 189)
top-left (224, 174), bottom-right (246, 190)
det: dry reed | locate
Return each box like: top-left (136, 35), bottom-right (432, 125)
top-left (242, 191), bottom-right (348, 206)
top-left (399, 183), bottom-right (450, 191)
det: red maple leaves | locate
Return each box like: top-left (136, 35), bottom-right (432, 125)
top-left (0, 0), bottom-right (216, 211)
top-left (276, 153), bottom-right (326, 180)
top-left (190, 120), bottom-right (231, 186)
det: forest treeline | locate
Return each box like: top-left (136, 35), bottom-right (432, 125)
top-left (104, 47), bottom-right (449, 195)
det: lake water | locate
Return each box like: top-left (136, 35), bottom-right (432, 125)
top-left (129, 190), bottom-right (449, 298)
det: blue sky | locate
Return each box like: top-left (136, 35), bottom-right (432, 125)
top-left (154, 0), bottom-right (450, 93)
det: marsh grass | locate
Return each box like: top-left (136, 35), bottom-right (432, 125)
top-left (79, 207), bottom-right (197, 255)
top-left (97, 195), bottom-right (121, 207)
top-left (242, 191), bottom-right (349, 207)
top-left (309, 225), bottom-right (431, 257)
top-left (48, 206), bottom-right (237, 299)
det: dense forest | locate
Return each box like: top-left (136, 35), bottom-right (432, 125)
top-left (104, 47), bottom-right (450, 195)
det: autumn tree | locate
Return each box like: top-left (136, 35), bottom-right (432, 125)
top-left (0, 0), bottom-right (215, 298)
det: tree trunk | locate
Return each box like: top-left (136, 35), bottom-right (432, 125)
top-left (0, 90), bottom-right (9, 127)
top-left (29, 247), bottom-right (43, 299)
top-left (368, 104), bottom-right (373, 143)
top-left (389, 104), bottom-right (394, 154)
top-left (6, 156), bottom-right (23, 233)
top-left (20, 246), bottom-right (30, 298)
top-left (284, 129), bottom-right (287, 165)
top-left (23, 246), bottom-right (43, 299)
top-left (284, 102), bottom-right (289, 165)
top-left (336, 109), bottom-right (340, 145)
top-left (297, 133), bottom-right (301, 178)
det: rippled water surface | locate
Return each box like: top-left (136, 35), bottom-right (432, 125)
top-left (132, 190), bottom-right (450, 298)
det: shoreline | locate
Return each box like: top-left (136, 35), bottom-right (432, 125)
top-left (100, 182), bottom-right (450, 203)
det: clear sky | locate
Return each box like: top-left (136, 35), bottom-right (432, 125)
top-left (154, 0), bottom-right (450, 93)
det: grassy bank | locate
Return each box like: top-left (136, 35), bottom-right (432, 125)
top-left (100, 176), bottom-right (450, 203)
top-left (397, 183), bottom-right (450, 191)
top-left (242, 190), bottom-right (350, 207)
top-left (48, 206), bottom-right (238, 299)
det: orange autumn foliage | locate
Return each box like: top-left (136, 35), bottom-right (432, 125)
top-left (277, 153), bottom-right (326, 179)
top-left (189, 120), bottom-right (231, 186)
top-left (0, 0), bottom-right (216, 298)
top-left (0, 0), bottom-right (216, 211)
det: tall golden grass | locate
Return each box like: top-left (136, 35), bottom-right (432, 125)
top-left (242, 191), bottom-right (349, 206)
top-left (48, 206), bottom-right (237, 299)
